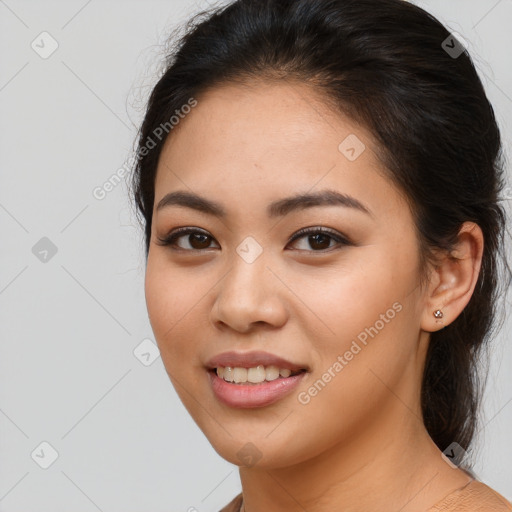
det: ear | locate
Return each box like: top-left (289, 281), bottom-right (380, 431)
top-left (421, 222), bottom-right (484, 332)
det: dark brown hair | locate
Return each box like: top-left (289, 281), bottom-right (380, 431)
top-left (130, 0), bottom-right (510, 463)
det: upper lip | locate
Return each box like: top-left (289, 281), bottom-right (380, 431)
top-left (206, 351), bottom-right (308, 371)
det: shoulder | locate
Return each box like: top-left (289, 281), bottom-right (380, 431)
top-left (428, 480), bottom-right (512, 512)
top-left (218, 483), bottom-right (512, 512)
top-left (219, 492), bottom-right (243, 512)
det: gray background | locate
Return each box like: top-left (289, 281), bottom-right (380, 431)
top-left (0, 0), bottom-right (511, 510)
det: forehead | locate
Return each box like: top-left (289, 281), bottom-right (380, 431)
top-left (160, 81), bottom-right (357, 157)
top-left (153, 81), bottom-right (403, 217)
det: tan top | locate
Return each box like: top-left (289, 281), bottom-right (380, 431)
top-left (219, 480), bottom-right (512, 512)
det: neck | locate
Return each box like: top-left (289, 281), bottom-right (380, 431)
top-left (239, 388), bottom-right (471, 512)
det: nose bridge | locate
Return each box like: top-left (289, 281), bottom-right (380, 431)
top-left (225, 236), bottom-right (270, 301)
top-left (212, 237), bottom-right (287, 331)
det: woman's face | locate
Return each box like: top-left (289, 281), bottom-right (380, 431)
top-left (145, 82), bottom-right (430, 468)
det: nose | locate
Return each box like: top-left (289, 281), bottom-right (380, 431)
top-left (210, 249), bottom-right (288, 334)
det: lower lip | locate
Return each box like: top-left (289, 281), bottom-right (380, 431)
top-left (208, 370), bottom-right (306, 408)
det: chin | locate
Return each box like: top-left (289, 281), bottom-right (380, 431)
top-left (202, 430), bottom-right (310, 470)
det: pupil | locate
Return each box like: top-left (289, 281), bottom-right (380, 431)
top-left (190, 233), bottom-right (210, 249)
top-left (309, 234), bottom-right (330, 250)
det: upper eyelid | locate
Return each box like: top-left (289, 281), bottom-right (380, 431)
top-left (289, 226), bottom-right (348, 241)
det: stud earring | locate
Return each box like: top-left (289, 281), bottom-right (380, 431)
top-left (433, 309), bottom-right (444, 319)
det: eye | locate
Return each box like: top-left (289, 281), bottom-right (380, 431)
top-left (286, 227), bottom-right (351, 252)
top-left (156, 226), bottom-right (352, 253)
top-left (156, 227), bottom-right (219, 251)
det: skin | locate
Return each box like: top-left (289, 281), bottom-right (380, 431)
top-left (144, 81), bottom-right (484, 512)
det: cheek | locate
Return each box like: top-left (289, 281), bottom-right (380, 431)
top-left (293, 245), bottom-right (420, 402)
top-left (295, 249), bottom-right (412, 350)
top-left (144, 255), bottom-right (205, 363)
top-left (288, 302), bottom-right (414, 463)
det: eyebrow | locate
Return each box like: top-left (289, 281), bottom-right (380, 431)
top-left (156, 189), bottom-right (372, 218)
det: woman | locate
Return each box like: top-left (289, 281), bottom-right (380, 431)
top-left (130, 0), bottom-right (511, 510)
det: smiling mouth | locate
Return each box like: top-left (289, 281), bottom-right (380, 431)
top-left (212, 365), bottom-right (306, 385)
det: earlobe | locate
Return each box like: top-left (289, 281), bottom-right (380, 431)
top-left (420, 222), bottom-right (484, 333)
top-left (432, 309), bottom-right (444, 329)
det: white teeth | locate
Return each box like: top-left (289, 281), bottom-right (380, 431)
top-left (247, 365), bottom-right (266, 383)
top-left (215, 365), bottom-right (300, 384)
top-left (265, 365), bottom-right (280, 381)
top-left (224, 367), bottom-right (234, 382)
top-left (233, 367), bottom-right (247, 383)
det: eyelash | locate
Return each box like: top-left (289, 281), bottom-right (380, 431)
top-left (156, 226), bottom-right (352, 253)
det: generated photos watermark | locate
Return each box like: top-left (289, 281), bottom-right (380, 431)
top-left (298, 301), bottom-right (403, 405)
top-left (92, 97), bottom-right (198, 201)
